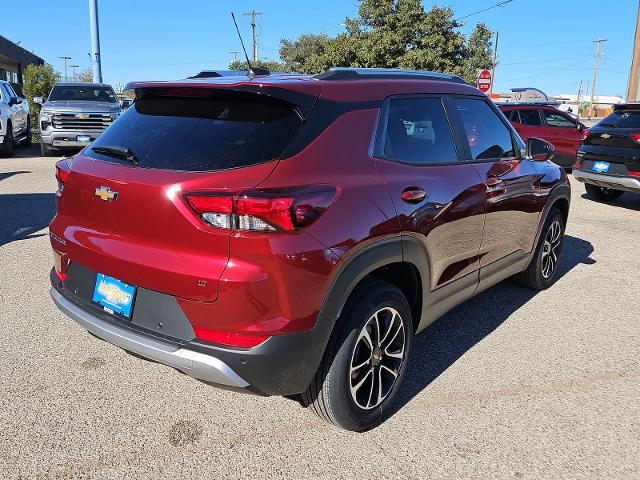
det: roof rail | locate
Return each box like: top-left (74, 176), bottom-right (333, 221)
top-left (496, 101), bottom-right (561, 106)
top-left (313, 67), bottom-right (467, 84)
top-left (613, 102), bottom-right (640, 111)
top-left (188, 69), bottom-right (270, 79)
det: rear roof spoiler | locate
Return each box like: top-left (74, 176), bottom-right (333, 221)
top-left (613, 103), bottom-right (640, 111)
top-left (313, 67), bottom-right (467, 84)
top-left (123, 80), bottom-right (318, 119)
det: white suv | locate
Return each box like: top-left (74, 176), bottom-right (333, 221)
top-left (0, 80), bottom-right (30, 157)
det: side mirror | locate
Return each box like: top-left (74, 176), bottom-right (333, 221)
top-left (33, 96), bottom-right (43, 105)
top-left (527, 137), bottom-right (555, 162)
top-left (8, 97), bottom-right (19, 106)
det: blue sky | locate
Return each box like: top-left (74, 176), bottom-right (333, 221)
top-left (5, 0), bottom-right (637, 97)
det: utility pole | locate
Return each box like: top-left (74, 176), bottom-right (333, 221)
top-left (89, 0), bottom-right (103, 83)
top-left (70, 65), bottom-right (79, 82)
top-left (627, 0), bottom-right (640, 102)
top-left (230, 50), bottom-right (239, 63)
top-left (589, 38), bottom-right (606, 119)
top-left (59, 56), bottom-right (71, 82)
top-left (576, 80), bottom-right (583, 117)
top-left (489, 31), bottom-right (499, 97)
top-left (243, 10), bottom-right (263, 63)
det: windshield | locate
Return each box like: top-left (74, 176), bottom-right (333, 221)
top-left (86, 90), bottom-right (303, 171)
top-left (599, 110), bottom-right (640, 128)
top-left (49, 85), bottom-right (117, 103)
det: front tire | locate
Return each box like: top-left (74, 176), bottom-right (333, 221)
top-left (584, 183), bottom-right (623, 202)
top-left (0, 124), bottom-right (15, 157)
top-left (40, 141), bottom-right (57, 157)
top-left (516, 207), bottom-right (565, 290)
top-left (302, 279), bottom-right (413, 432)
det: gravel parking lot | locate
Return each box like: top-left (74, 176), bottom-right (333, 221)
top-left (1, 146), bottom-right (639, 479)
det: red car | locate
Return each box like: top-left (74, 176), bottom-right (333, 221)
top-left (499, 102), bottom-right (586, 168)
top-left (49, 68), bottom-right (570, 431)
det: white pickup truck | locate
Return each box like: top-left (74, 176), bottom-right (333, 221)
top-left (0, 80), bottom-right (30, 157)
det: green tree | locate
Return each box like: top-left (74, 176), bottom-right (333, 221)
top-left (272, 0), bottom-right (493, 82)
top-left (462, 22), bottom-right (494, 84)
top-left (228, 58), bottom-right (287, 72)
top-left (78, 68), bottom-right (94, 83)
top-left (22, 64), bottom-right (60, 125)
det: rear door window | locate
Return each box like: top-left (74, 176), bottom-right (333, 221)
top-left (599, 110), bottom-right (640, 128)
top-left (381, 97), bottom-right (459, 165)
top-left (453, 98), bottom-right (516, 160)
top-left (517, 109), bottom-right (543, 126)
top-left (86, 90), bottom-right (303, 172)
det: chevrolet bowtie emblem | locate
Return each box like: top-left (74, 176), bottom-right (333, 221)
top-left (95, 186), bottom-right (118, 202)
top-left (76, 113), bottom-right (89, 119)
top-left (601, 133), bottom-right (611, 139)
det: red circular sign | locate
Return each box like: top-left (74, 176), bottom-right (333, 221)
top-left (477, 69), bottom-right (492, 93)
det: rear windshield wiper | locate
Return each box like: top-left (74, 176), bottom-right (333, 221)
top-left (91, 145), bottom-right (139, 164)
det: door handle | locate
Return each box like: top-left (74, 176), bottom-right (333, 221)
top-left (401, 187), bottom-right (427, 203)
top-left (485, 175), bottom-right (503, 187)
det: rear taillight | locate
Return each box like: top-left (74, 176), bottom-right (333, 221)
top-left (55, 158), bottom-right (72, 195)
top-left (184, 186), bottom-right (338, 232)
top-left (630, 133), bottom-right (640, 144)
top-left (581, 129), bottom-right (590, 140)
top-left (629, 171), bottom-right (640, 177)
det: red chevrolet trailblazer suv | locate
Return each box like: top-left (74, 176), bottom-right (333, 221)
top-left (49, 68), bottom-right (570, 431)
top-left (499, 102), bottom-right (586, 168)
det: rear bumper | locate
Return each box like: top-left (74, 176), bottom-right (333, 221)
top-left (573, 169), bottom-right (640, 194)
top-left (50, 287), bottom-right (250, 388)
top-left (49, 268), bottom-right (330, 396)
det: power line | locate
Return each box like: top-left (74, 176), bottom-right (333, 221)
top-left (455, 0), bottom-right (514, 22)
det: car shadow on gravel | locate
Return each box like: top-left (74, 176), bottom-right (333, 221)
top-left (0, 192), bottom-right (55, 246)
top-left (388, 234), bottom-right (595, 418)
top-left (580, 193), bottom-right (640, 212)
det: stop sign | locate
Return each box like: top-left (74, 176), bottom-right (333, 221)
top-left (477, 69), bottom-right (492, 93)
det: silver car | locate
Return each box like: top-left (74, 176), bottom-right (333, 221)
top-left (0, 80), bottom-right (30, 157)
top-left (35, 82), bottom-right (122, 157)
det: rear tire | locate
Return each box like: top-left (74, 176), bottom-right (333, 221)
top-left (40, 141), bottom-right (57, 157)
top-left (0, 123), bottom-right (15, 157)
top-left (302, 279), bottom-right (413, 432)
top-left (516, 207), bottom-right (565, 290)
top-left (584, 183), bottom-right (623, 202)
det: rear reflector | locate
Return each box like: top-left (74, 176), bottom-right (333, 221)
top-left (193, 326), bottom-right (269, 348)
top-left (630, 133), bottom-right (640, 144)
top-left (55, 158), bottom-right (72, 194)
top-left (184, 186), bottom-right (338, 232)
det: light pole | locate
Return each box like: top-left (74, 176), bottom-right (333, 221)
top-left (59, 56), bottom-right (71, 82)
top-left (70, 65), bottom-right (79, 82)
top-left (89, 0), bottom-right (103, 83)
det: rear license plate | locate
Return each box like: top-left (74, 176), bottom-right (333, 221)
top-left (592, 161), bottom-right (610, 173)
top-left (76, 135), bottom-right (91, 143)
top-left (92, 274), bottom-right (136, 318)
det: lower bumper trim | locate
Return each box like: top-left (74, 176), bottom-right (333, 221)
top-left (573, 169), bottom-right (640, 194)
top-left (50, 288), bottom-right (249, 388)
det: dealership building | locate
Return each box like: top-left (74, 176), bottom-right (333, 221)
top-left (0, 35), bottom-right (45, 94)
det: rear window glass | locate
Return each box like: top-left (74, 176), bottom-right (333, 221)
top-left (49, 85), bottom-right (117, 103)
top-left (599, 110), bottom-right (640, 128)
top-left (86, 91), bottom-right (302, 171)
